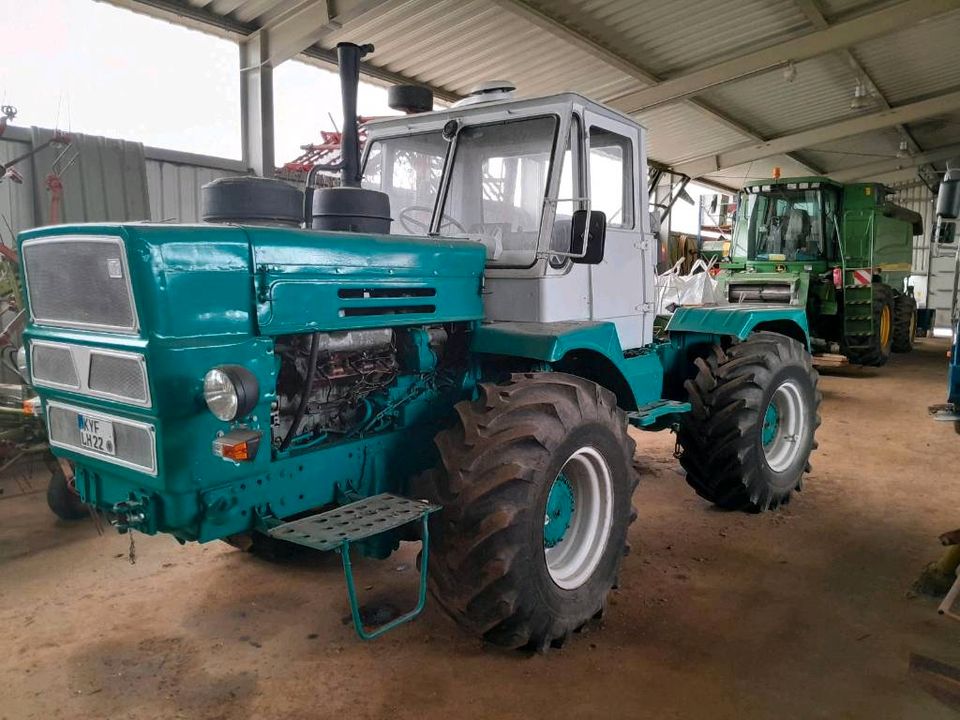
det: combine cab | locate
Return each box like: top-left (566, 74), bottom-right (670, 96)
top-left (717, 177), bottom-right (922, 366)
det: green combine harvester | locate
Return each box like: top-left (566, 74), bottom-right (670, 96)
top-left (716, 177), bottom-right (923, 366)
top-left (17, 44), bottom-right (820, 648)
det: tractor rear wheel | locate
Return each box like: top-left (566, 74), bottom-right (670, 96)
top-left (846, 283), bottom-right (894, 366)
top-left (677, 332), bottom-right (821, 512)
top-left (426, 373), bottom-right (638, 650)
top-left (892, 293), bottom-right (918, 353)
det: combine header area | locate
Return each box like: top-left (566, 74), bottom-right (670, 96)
top-left (17, 43), bottom-right (820, 647)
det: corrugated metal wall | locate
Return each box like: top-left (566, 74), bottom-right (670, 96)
top-left (0, 126), bottom-right (247, 244)
top-left (890, 180), bottom-right (956, 330)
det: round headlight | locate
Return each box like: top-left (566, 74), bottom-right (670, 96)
top-left (15, 345), bottom-right (28, 384)
top-left (203, 365), bottom-right (259, 421)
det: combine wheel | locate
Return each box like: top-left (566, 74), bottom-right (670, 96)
top-left (845, 283), bottom-right (894, 366)
top-left (892, 293), bottom-right (918, 353)
top-left (426, 373), bottom-right (638, 650)
top-left (677, 332), bottom-right (821, 512)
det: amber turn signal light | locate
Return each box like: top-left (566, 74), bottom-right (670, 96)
top-left (212, 429), bottom-right (261, 462)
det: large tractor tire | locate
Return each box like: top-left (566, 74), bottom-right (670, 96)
top-left (677, 332), bottom-right (821, 512)
top-left (845, 283), bottom-right (894, 366)
top-left (46, 464), bottom-right (88, 521)
top-left (426, 373), bottom-right (638, 650)
top-left (892, 293), bottom-right (918, 353)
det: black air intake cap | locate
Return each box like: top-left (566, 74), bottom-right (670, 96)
top-left (202, 176), bottom-right (304, 227)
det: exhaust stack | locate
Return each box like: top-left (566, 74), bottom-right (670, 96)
top-left (310, 42), bottom-right (392, 234)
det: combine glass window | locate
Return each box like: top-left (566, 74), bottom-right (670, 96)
top-left (441, 116), bottom-right (558, 266)
top-left (731, 188), bottom-right (826, 262)
top-left (362, 131), bottom-right (447, 236)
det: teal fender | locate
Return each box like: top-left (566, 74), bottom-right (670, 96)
top-left (667, 306), bottom-right (811, 348)
top-left (471, 321), bottom-right (664, 409)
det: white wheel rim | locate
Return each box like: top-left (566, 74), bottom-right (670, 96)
top-left (543, 446), bottom-right (614, 590)
top-left (762, 379), bottom-right (807, 472)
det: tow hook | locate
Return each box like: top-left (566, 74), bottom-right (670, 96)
top-left (112, 498), bottom-right (148, 533)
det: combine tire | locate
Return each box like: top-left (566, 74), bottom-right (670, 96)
top-left (845, 283), bottom-right (894, 366)
top-left (892, 294), bottom-right (918, 353)
top-left (426, 373), bottom-right (638, 650)
top-left (677, 332), bottom-right (821, 512)
top-left (46, 465), bottom-right (87, 521)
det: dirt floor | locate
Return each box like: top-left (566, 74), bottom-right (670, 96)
top-left (2, 339), bottom-right (959, 719)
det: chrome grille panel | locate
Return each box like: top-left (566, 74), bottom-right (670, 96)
top-left (47, 402), bottom-right (157, 475)
top-left (30, 342), bottom-right (79, 389)
top-left (22, 236), bottom-right (138, 333)
top-left (88, 351), bottom-right (149, 403)
top-left (30, 341), bottom-right (150, 407)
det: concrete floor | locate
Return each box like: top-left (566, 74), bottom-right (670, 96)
top-left (2, 339), bottom-right (959, 720)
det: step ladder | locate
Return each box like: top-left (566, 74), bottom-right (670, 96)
top-left (268, 493), bottom-right (440, 640)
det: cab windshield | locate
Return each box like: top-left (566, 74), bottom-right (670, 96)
top-left (731, 187), bottom-right (828, 262)
top-left (362, 116), bottom-right (559, 266)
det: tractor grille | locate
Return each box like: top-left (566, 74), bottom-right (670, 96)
top-left (22, 236), bottom-right (138, 333)
top-left (31, 341), bottom-right (150, 407)
top-left (46, 402), bottom-right (157, 475)
top-left (88, 351), bottom-right (149, 403)
top-left (30, 342), bottom-right (79, 389)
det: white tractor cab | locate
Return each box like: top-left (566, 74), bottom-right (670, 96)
top-left (361, 86), bottom-right (655, 350)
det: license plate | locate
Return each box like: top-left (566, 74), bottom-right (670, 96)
top-left (77, 414), bottom-right (116, 456)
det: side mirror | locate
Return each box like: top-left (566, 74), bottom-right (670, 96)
top-left (570, 209), bottom-right (606, 264)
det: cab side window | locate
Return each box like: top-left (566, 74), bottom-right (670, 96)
top-left (589, 127), bottom-right (634, 229)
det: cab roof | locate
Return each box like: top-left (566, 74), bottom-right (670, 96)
top-left (365, 92), bottom-right (646, 137)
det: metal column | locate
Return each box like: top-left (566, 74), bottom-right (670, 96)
top-left (239, 32), bottom-right (275, 177)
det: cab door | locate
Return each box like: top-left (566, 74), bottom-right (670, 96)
top-left (583, 111), bottom-right (650, 349)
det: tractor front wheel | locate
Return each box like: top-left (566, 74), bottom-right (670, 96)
top-left (426, 373), bottom-right (638, 650)
top-left (46, 464), bottom-right (87, 521)
top-left (677, 332), bottom-right (821, 512)
top-left (892, 293), bottom-right (918, 353)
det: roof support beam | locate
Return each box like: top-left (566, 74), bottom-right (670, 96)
top-left (258, 0), bottom-right (331, 67)
top-left (606, 0), bottom-right (960, 114)
top-left (829, 142), bottom-right (960, 182)
top-left (674, 89), bottom-right (960, 178)
top-left (489, 0), bottom-right (824, 174)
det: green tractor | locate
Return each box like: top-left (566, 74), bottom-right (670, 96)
top-left (716, 177), bottom-right (923, 366)
top-left (17, 44), bottom-right (820, 648)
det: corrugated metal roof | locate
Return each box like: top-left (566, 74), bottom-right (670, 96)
top-left (119, 0), bottom-right (960, 187)
top-left (526, 0), bottom-right (813, 77)
top-left (636, 103), bottom-right (750, 163)
top-left (853, 10), bottom-right (960, 105)
top-left (323, 0), bottom-right (640, 100)
top-left (700, 54), bottom-right (856, 139)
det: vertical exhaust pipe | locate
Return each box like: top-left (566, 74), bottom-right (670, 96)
top-left (336, 42), bottom-right (373, 189)
top-left (309, 41), bottom-right (392, 234)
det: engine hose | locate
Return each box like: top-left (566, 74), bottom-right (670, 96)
top-left (279, 332), bottom-right (321, 451)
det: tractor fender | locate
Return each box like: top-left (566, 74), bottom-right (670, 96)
top-left (666, 306), bottom-right (811, 349)
top-left (470, 321), bottom-right (662, 410)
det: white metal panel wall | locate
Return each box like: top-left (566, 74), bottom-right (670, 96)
top-left (890, 181), bottom-right (955, 330)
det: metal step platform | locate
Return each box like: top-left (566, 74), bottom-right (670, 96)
top-left (627, 400), bottom-right (691, 428)
top-left (268, 493), bottom-right (440, 640)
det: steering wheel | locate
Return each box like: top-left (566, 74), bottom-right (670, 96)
top-left (398, 205), bottom-right (468, 235)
